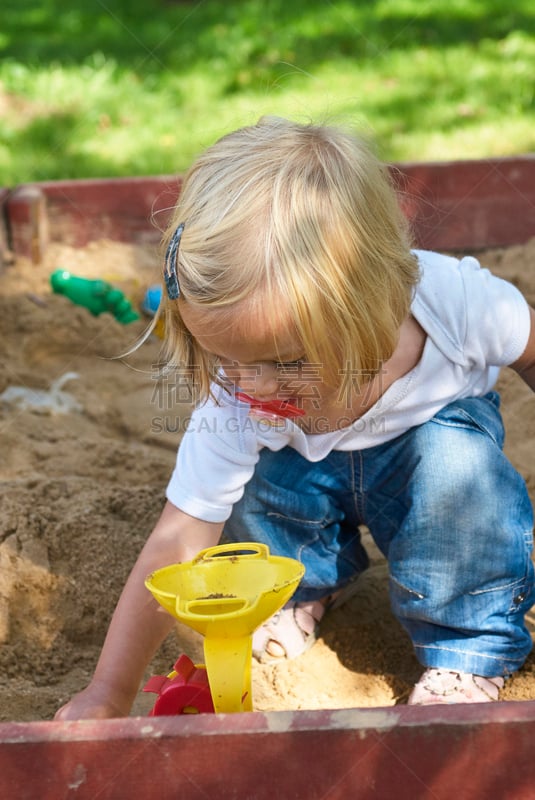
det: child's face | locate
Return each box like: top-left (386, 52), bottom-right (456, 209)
top-left (179, 300), bottom-right (307, 403)
top-left (179, 299), bottom-right (364, 431)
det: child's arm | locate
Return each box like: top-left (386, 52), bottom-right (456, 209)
top-left (54, 500), bottom-right (223, 720)
top-left (511, 306), bottom-right (535, 391)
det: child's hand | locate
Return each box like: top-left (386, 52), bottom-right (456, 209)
top-left (53, 504), bottom-right (223, 722)
top-left (54, 680), bottom-right (131, 720)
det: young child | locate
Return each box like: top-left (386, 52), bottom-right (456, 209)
top-left (56, 116), bottom-right (535, 719)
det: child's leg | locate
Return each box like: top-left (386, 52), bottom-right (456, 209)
top-left (364, 393), bottom-right (534, 690)
top-left (224, 447), bottom-right (369, 658)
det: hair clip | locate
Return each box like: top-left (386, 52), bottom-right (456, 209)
top-left (164, 222), bottom-right (185, 300)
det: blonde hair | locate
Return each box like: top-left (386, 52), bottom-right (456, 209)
top-left (162, 116), bottom-right (419, 401)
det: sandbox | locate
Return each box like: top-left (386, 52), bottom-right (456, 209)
top-left (0, 157), bottom-right (534, 798)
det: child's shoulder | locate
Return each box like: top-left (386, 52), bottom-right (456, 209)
top-left (412, 249), bottom-right (530, 367)
top-left (413, 248), bottom-right (521, 311)
top-left (412, 250), bottom-right (479, 330)
top-left (412, 248), bottom-right (482, 281)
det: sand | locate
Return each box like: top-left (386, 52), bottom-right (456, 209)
top-left (0, 237), bottom-right (534, 722)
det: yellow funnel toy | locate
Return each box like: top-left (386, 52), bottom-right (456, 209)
top-left (145, 542), bottom-right (304, 713)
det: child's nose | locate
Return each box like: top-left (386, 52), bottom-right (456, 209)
top-left (238, 363), bottom-right (279, 399)
top-left (254, 369), bottom-right (279, 399)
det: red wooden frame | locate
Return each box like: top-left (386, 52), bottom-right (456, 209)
top-left (2, 157), bottom-right (534, 262)
top-left (1, 702), bottom-right (535, 799)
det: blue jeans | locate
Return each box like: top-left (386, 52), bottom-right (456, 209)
top-left (225, 393), bottom-right (535, 677)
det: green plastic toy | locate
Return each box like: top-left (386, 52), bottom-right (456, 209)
top-left (50, 269), bottom-right (140, 324)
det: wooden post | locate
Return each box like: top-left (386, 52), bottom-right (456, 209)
top-left (5, 185), bottom-right (49, 263)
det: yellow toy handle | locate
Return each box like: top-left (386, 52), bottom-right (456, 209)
top-left (193, 542), bottom-right (270, 563)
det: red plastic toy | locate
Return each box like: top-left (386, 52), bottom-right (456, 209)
top-left (143, 654), bottom-right (215, 716)
top-left (235, 391), bottom-right (305, 421)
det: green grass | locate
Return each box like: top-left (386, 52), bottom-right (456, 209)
top-left (0, 0), bottom-right (534, 184)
